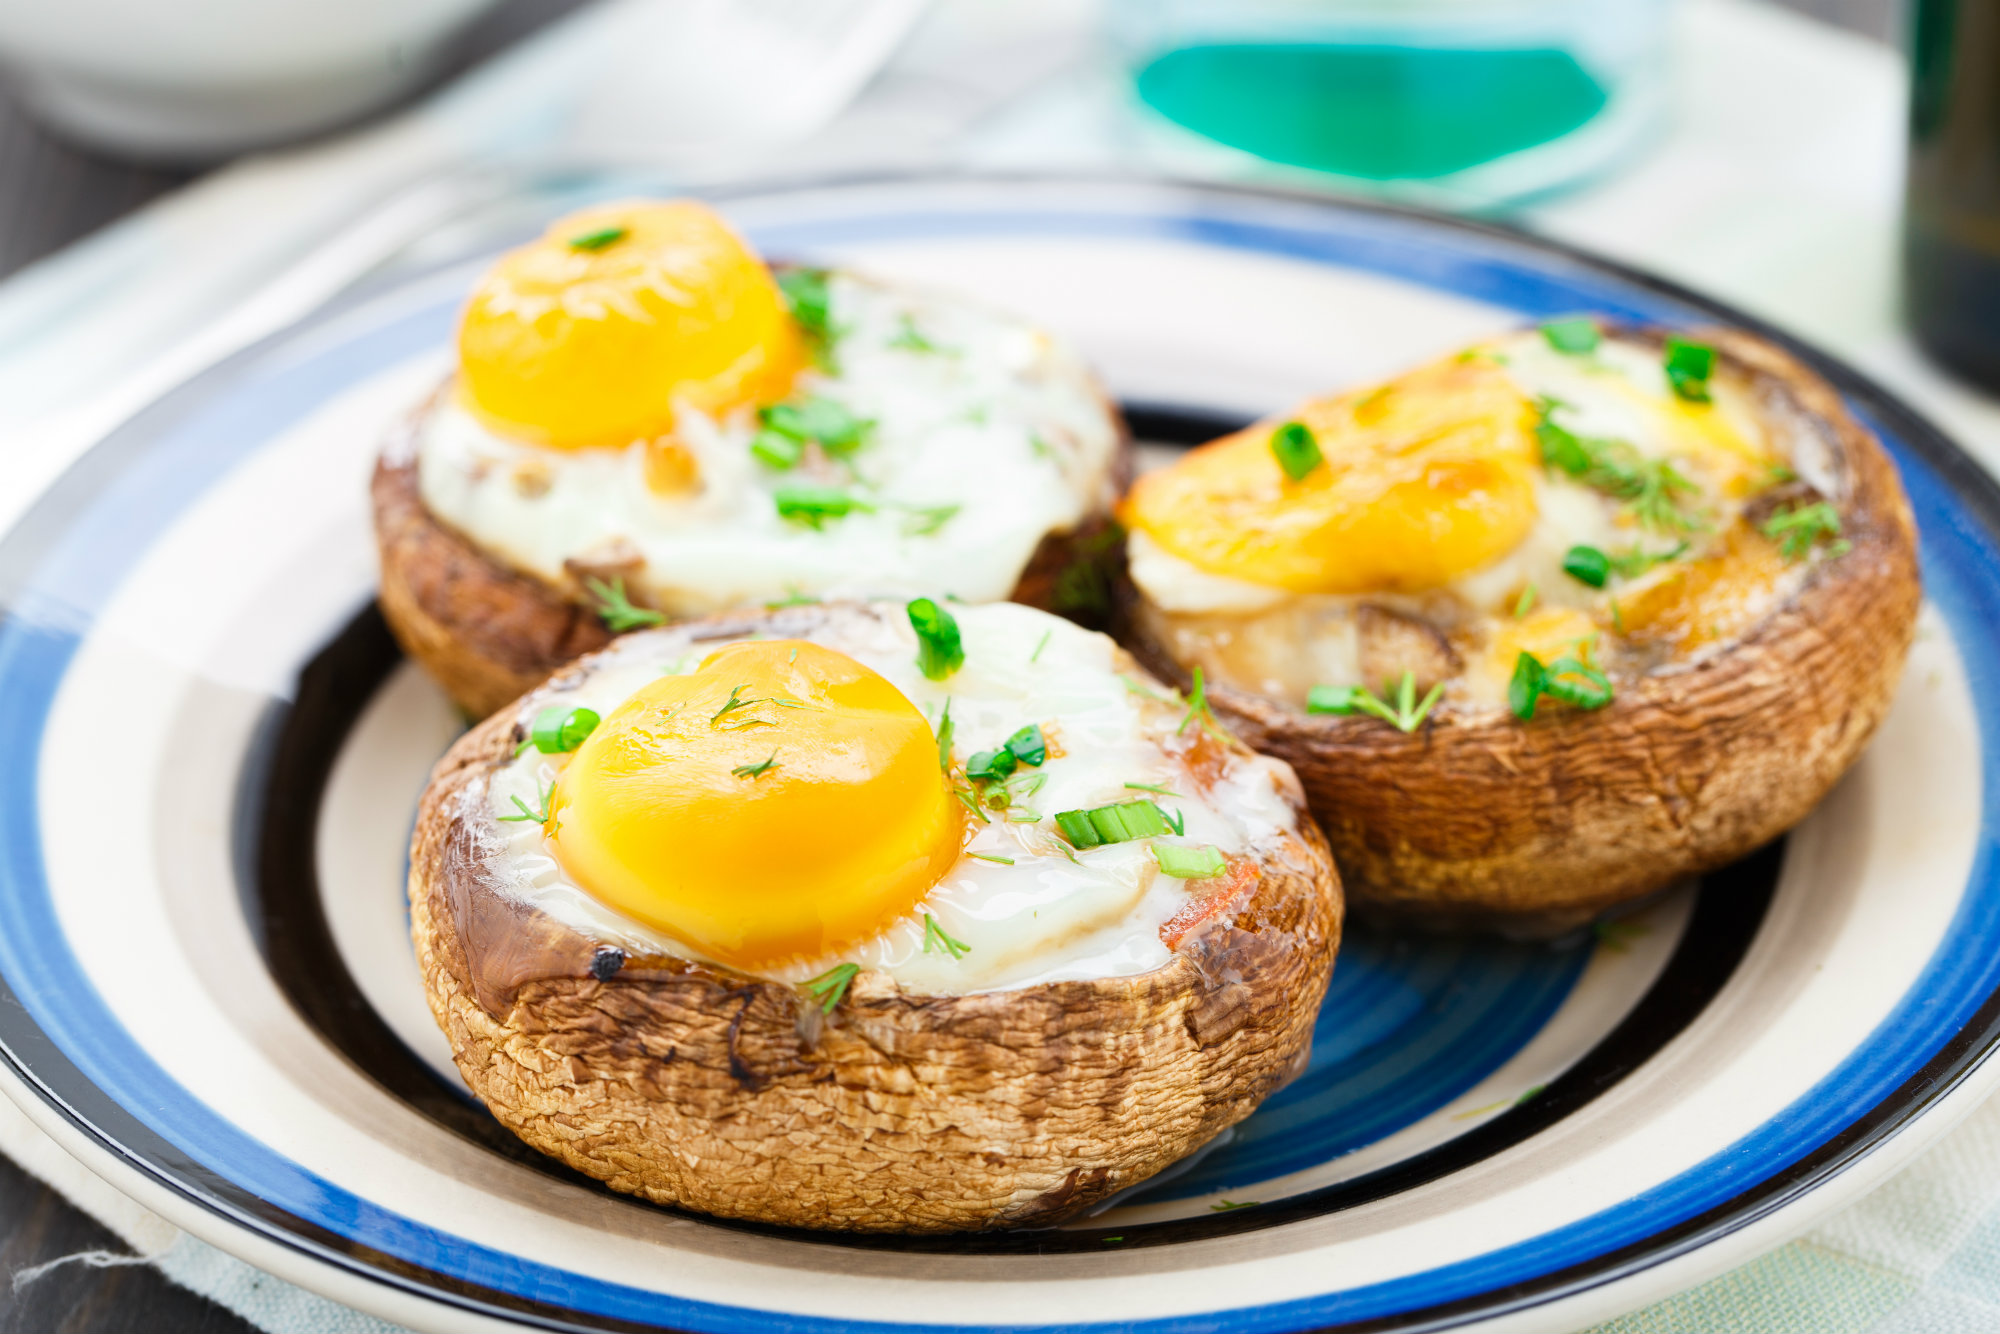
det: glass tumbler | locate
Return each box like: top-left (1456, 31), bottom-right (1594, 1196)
top-left (1107, 0), bottom-right (1672, 212)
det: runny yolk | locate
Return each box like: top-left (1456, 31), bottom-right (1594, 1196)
top-left (547, 641), bottom-right (962, 969)
top-left (1119, 357), bottom-right (1540, 594)
top-left (456, 199), bottom-right (804, 451)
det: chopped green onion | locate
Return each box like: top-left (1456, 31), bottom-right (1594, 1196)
top-left (1124, 781), bottom-right (1177, 796)
top-left (528, 705), bottom-right (600, 754)
top-left (583, 576), bottom-right (666, 632)
top-left (777, 267), bottom-right (834, 358)
top-left (750, 429), bottom-right (803, 469)
top-left (966, 748), bottom-right (1017, 783)
top-left (921, 914), bottom-right (971, 959)
top-left (1153, 843), bottom-right (1227, 879)
top-left (775, 486), bottom-right (873, 529)
top-left (1541, 318), bottom-right (1601, 354)
top-left (568, 226), bottom-right (627, 252)
top-left (761, 397), bottom-right (869, 456)
top-left (1509, 652), bottom-right (1547, 720)
top-left (908, 597), bottom-right (964, 680)
top-left (1004, 724), bottom-right (1047, 767)
top-left (1563, 545), bottom-right (1611, 588)
top-left (1306, 670), bottom-right (1441, 732)
top-left (1510, 650), bottom-right (1615, 720)
top-left (1269, 420), bottom-right (1323, 482)
top-left (802, 962), bottom-right (859, 1013)
top-left (1054, 800), bottom-right (1173, 849)
top-left (1664, 336), bottom-right (1717, 403)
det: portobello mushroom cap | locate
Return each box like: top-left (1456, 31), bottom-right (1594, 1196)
top-left (408, 602), bottom-right (1341, 1232)
top-left (1115, 327), bottom-right (1921, 934)
top-left (374, 392), bottom-right (1135, 719)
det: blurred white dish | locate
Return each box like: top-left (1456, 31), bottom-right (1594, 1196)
top-left (0, 0), bottom-right (499, 162)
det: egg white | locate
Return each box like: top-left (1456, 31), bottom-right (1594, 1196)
top-left (475, 603), bottom-right (1301, 996)
top-left (413, 273), bottom-right (1121, 616)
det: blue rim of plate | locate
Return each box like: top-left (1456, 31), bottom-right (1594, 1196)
top-left (0, 173), bottom-right (1998, 1332)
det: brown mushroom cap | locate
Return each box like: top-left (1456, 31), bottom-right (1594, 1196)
top-left (409, 603), bottom-right (1342, 1232)
top-left (375, 384), bottom-right (1134, 719)
top-left (1117, 327), bottom-right (1921, 933)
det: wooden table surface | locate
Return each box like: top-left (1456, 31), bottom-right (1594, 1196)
top-left (0, 0), bottom-right (1893, 1327)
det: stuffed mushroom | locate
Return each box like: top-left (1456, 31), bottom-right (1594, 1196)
top-left (1115, 322), bottom-right (1919, 932)
top-left (376, 199), bottom-right (1129, 717)
top-left (409, 599), bottom-right (1340, 1231)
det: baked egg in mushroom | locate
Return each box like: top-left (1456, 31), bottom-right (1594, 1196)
top-left (410, 600), bottom-right (1340, 1230)
top-left (375, 199), bottom-right (1128, 717)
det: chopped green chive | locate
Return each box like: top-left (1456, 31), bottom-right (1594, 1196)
top-left (966, 851), bottom-right (1014, 865)
top-left (1541, 318), bottom-right (1601, 354)
top-left (890, 313), bottom-right (945, 354)
top-left (778, 267), bottom-right (835, 364)
top-left (1664, 336), bottom-right (1717, 403)
top-left (1305, 670), bottom-right (1442, 733)
top-left (1510, 651), bottom-right (1615, 720)
top-left (1513, 583), bottom-right (1538, 618)
top-left (908, 597), bottom-right (964, 680)
top-left (898, 502), bottom-right (959, 536)
top-left (526, 705), bottom-right (599, 755)
top-left (802, 962), bottom-right (860, 1013)
top-left (1563, 545), bottom-right (1612, 588)
top-left (584, 576), bottom-right (666, 632)
top-left (1153, 843), bottom-right (1227, 879)
top-left (1004, 724), bottom-right (1048, 768)
top-left (1030, 630), bottom-right (1052, 663)
top-left (731, 752), bottom-right (780, 779)
top-left (775, 486), bottom-right (873, 529)
top-left (567, 226), bottom-right (627, 252)
top-left (922, 914), bottom-right (971, 959)
top-left (1054, 800), bottom-right (1173, 849)
top-left (1761, 500), bottom-right (1846, 561)
top-left (761, 396), bottom-right (870, 457)
top-left (1269, 420), bottom-right (1323, 482)
top-left (750, 429), bottom-right (804, 470)
top-left (966, 747), bottom-right (1017, 783)
top-left (1178, 666), bottom-right (1226, 739)
top-left (935, 699), bottom-right (955, 770)
top-left (1124, 782), bottom-right (1177, 796)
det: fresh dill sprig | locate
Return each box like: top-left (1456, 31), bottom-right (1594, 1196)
top-left (802, 962), bottom-right (860, 1014)
top-left (922, 914), bottom-right (971, 959)
top-left (584, 576), bottom-right (666, 632)
top-left (1534, 400), bottom-right (1706, 534)
top-left (498, 780), bottom-right (557, 829)
top-left (731, 752), bottom-right (780, 779)
top-left (1762, 501), bottom-right (1848, 562)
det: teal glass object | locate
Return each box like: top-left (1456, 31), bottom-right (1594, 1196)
top-left (1111, 0), bottom-right (1671, 211)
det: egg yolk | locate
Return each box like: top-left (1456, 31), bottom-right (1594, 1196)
top-left (457, 200), bottom-right (804, 450)
top-left (547, 640), bottom-right (962, 969)
top-left (1120, 358), bottom-right (1540, 594)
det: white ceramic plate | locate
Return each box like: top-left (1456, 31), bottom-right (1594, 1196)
top-left (1, 176), bottom-right (1995, 1333)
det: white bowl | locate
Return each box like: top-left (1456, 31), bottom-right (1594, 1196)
top-left (0, 0), bottom-right (500, 162)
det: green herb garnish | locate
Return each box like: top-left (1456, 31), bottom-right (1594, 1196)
top-left (899, 502), bottom-right (959, 536)
top-left (1306, 670), bottom-right (1442, 733)
top-left (775, 486), bottom-right (874, 529)
top-left (1509, 651), bottom-right (1615, 720)
top-left (1004, 724), bottom-right (1047, 767)
top-left (802, 962), bottom-right (859, 1013)
top-left (1513, 584), bottom-right (1538, 618)
top-left (922, 914), bottom-right (971, 959)
top-left (1761, 500), bottom-right (1847, 561)
top-left (1178, 666), bottom-right (1226, 739)
top-left (584, 576), bottom-right (667, 632)
top-left (890, 314), bottom-right (945, 354)
top-left (1124, 782), bottom-right (1176, 796)
top-left (935, 699), bottom-right (955, 770)
top-left (1153, 843), bottom-right (1227, 879)
top-left (966, 851), bottom-right (1014, 865)
top-left (966, 747), bottom-right (1017, 783)
top-left (1563, 545), bottom-right (1612, 588)
top-left (778, 267), bottom-right (836, 365)
top-left (1664, 336), bottom-right (1717, 403)
top-left (1054, 800), bottom-right (1173, 849)
top-left (732, 752), bottom-right (780, 779)
top-left (1030, 630), bottom-right (1051, 663)
top-left (498, 780), bottom-right (557, 829)
top-left (761, 396), bottom-right (870, 457)
top-left (711, 683), bottom-right (764, 726)
top-left (750, 429), bottom-right (803, 470)
top-left (1269, 420), bottom-right (1323, 482)
top-left (521, 705), bottom-right (599, 756)
top-left (1534, 403), bottom-right (1704, 534)
top-left (567, 226), bottom-right (627, 252)
top-left (908, 597), bottom-right (964, 680)
top-left (1541, 318), bottom-right (1601, 354)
